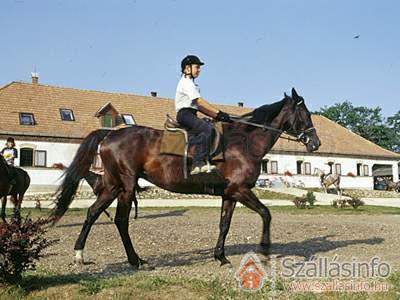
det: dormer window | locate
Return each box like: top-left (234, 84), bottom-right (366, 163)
top-left (95, 102), bottom-right (120, 128)
top-left (103, 114), bottom-right (114, 128)
top-left (60, 109), bottom-right (75, 121)
top-left (122, 114), bottom-right (136, 125)
top-left (19, 113), bottom-right (35, 125)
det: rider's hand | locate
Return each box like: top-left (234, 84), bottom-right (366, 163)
top-left (216, 111), bottom-right (233, 123)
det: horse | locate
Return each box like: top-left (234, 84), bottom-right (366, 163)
top-left (314, 168), bottom-right (342, 196)
top-left (0, 155), bottom-right (31, 221)
top-left (51, 88), bottom-right (321, 268)
top-left (383, 178), bottom-right (400, 192)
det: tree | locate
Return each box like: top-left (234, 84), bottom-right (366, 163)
top-left (386, 111), bottom-right (400, 152)
top-left (314, 102), bottom-right (399, 152)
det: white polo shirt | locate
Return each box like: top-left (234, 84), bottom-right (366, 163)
top-left (175, 76), bottom-right (201, 112)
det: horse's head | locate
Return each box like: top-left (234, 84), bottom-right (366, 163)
top-left (281, 88), bottom-right (321, 152)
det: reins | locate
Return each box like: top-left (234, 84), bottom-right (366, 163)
top-left (230, 115), bottom-right (315, 143)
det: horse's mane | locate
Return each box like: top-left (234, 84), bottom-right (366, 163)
top-left (241, 97), bottom-right (289, 124)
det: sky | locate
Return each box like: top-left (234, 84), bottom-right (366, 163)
top-left (1, 0), bottom-right (399, 116)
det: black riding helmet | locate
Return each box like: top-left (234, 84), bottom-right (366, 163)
top-left (181, 55), bottom-right (204, 72)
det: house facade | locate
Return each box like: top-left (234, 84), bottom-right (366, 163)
top-left (1, 77), bottom-right (399, 192)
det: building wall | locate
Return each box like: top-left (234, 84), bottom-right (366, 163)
top-left (1, 138), bottom-right (398, 190)
top-left (1, 139), bottom-right (79, 167)
top-left (260, 153), bottom-right (399, 189)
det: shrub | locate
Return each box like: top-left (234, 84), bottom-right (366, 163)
top-left (293, 192), bottom-right (316, 209)
top-left (305, 191), bottom-right (316, 207)
top-left (332, 197), bottom-right (365, 209)
top-left (0, 215), bottom-right (56, 284)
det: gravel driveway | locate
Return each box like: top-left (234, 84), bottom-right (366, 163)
top-left (37, 206), bottom-right (400, 288)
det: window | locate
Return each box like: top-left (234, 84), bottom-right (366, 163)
top-left (304, 162), bottom-right (311, 175)
top-left (122, 114), bottom-right (136, 125)
top-left (102, 114), bottom-right (113, 128)
top-left (261, 159), bottom-right (269, 174)
top-left (19, 113), bottom-right (35, 125)
top-left (357, 163), bottom-right (362, 176)
top-left (34, 150), bottom-right (47, 167)
top-left (60, 109), bottom-right (75, 121)
top-left (20, 148), bottom-right (34, 167)
top-left (335, 163), bottom-right (342, 175)
top-left (20, 148), bottom-right (47, 167)
top-left (363, 165), bottom-right (369, 176)
top-left (271, 161), bottom-right (278, 174)
top-left (296, 160), bottom-right (303, 174)
top-left (328, 162), bottom-right (334, 174)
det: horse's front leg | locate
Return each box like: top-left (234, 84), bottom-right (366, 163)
top-left (236, 188), bottom-right (272, 256)
top-left (214, 197), bottom-right (236, 266)
top-left (1, 196), bottom-right (6, 222)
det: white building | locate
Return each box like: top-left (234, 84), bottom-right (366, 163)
top-left (1, 77), bottom-right (399, 192)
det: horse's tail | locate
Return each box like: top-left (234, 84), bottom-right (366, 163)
top-left (51, 129), bottom-right (111, 223)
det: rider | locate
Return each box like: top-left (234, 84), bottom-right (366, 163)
top-left (1, 137), bottom-right (18, 185)
top-left (175, 55), bottom-right (232, 175)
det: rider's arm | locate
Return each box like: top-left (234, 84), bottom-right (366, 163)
top-left (195, 97), bottom-right (220, 118)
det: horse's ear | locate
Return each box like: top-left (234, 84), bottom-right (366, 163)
top-left (291, 88), bottom-right (299, 99)
top-left (284, 92), bottom-right (289, 98)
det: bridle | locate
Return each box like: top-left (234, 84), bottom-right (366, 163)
top-left (230, 102), bottom-right (316, 145)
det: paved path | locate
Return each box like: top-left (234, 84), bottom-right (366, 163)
top-left (19, 196), bottom-right (400, 209)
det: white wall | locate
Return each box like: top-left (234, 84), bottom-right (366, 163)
top-left (1, 138), bottom-right (398, 190)
top-left (260, 153), bottom-right (398, 189)
top-left (0, 139), bottom-right (80, 167)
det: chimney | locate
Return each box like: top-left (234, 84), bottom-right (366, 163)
top-left (31, 72), bottom-right (39, 84)
top-left (150, 91), bottom-right (157, 97)
top-left (238, 101), bottom-right (244, 107)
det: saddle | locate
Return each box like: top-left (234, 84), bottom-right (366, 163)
top-left (160, 114), bottom-right (225, 179)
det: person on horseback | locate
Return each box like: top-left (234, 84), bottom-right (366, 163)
top-left (1, 137), bottom-right (18, 185)
top-left (175, 55), bottom-right (232, 175)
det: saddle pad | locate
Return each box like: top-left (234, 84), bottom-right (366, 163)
top-left (159, 122), bottom-right (224, 161)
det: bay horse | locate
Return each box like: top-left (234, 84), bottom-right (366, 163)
top-left (51, 88), bottom-right (321, 268)
top-left (0, 155), bottom-right (31, 221)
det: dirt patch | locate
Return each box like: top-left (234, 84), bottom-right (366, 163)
top-left (38, 207), bottom-right (400, 283)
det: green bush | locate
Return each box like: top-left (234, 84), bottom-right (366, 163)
top-left (293, 192), bottom-right (316, 209)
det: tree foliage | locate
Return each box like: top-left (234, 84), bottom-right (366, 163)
top-left (315, 101), bottom-right (400, 152)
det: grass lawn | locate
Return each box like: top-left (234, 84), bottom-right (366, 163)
top-left (1, 269), bottom-right (399, 299)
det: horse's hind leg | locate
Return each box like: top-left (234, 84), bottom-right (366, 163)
top-left (74, 189), bottom-right (115, 264)
top-left (133, 193), bottom-right (138, 219)
top-left (1, 196), bottom-right (6, 222)
top-left (115, 189), bottom-right (144, 268)
top-left (214, 196), bottom-right (236, 266)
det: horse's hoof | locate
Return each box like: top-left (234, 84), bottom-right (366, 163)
top-left (74, 250), bottom-right (84, 265)
top-left (74, 257), bottom-right (84, 265)
top-left (215, 255), bottom-right (231, 267)
top-left (220, 259), bottom-right (233, 268)
top-left (139, 258), bottom-right (148, 265)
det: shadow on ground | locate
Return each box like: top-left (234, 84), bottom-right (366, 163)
top-left (56, 209), bottom-right (189, 228)
top-left (144, 235), bottom-right (384, 268)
